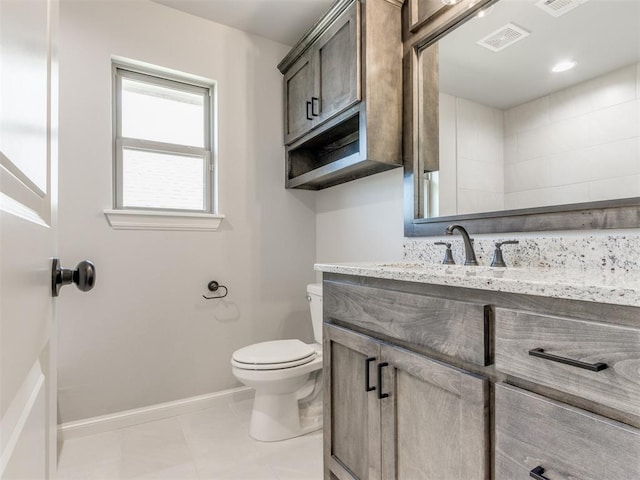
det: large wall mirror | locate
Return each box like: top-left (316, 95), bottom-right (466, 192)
top-left (405, 0), bottom-right (640, 236)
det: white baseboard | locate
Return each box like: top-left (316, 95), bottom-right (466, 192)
top-left (57, 386), bottom-right (253, 442)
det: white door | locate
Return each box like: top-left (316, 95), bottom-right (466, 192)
top-left (1, 0), bottom-right (59, 477)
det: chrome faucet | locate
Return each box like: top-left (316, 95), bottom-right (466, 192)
top-left (445, 224), bottom-right (478, 266)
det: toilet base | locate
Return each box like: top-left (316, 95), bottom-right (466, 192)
top-left (249, 391), bottom-right (321, 442)
top-left (232, 348), bottom-right (324, 442)
top-left (248, 371), bottom-right (323, 442)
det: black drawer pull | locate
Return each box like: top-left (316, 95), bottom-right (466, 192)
top-left (311, 96), bottom-right (319, 116)
top-left (529, 348), bottom-right (608, 372)
top-left (306, 101), bottom-right (313, 120)
top-left (365, 357), bottom-right (376, 392)
top-left (377, 362), bottom-right (389, 399)
top-left (530, 466), bottom-right (551, 480)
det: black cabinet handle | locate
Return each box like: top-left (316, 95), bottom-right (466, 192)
top-left (365, 357), bottom-right (376, 392)
top-left (311, 97), bottom-right (319, 116)
top-left (530, 466), bottom-right (551, 480)
top-left (306, 101), bottom-right (312, 120)
top-left (377, 362), bottom-right (389, 399)
top-left (529, 348), bottom-right (608, 372)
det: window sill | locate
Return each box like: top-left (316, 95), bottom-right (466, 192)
top-left (104, 209), bottom-right (225, 231)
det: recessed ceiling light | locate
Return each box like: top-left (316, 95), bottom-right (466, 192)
top-left (476, 5), bottom-right (494, 17)
top-left (468, 0), bottom-right (494, 17)
top-left (441, 0), bottom-right (463, 5)
top-left (552, 61), bottom-right (577, 73)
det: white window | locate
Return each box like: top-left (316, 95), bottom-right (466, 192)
top-left (113, 65), bottom-right (215, 214)
top-left (106, 63), bottom-right (221, 230)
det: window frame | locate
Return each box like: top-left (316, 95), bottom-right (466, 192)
top-left (112, 63), bottom-right (215, 214)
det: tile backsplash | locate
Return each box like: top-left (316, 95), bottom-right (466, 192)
top-left (404, 232), bottom-right (640, 274)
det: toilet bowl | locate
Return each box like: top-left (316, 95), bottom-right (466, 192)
top-left (231, 283), bottom-right (323, 442)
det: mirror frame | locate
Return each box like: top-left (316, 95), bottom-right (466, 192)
top-left (402, 0), bottom-right (640, 237)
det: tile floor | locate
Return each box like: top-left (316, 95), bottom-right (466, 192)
top-left (56, 393), bottom-right (323, 480)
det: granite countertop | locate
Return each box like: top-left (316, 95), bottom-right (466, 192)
top-left (315, 262), bottom-right (640, 308)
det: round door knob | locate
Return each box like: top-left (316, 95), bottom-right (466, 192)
top-left (52, 258), bottom-right (96, 297)
top-left (73, 260), bottom-right (96, 292)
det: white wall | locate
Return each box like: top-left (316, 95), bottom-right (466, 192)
top-left (438, 93), bottom-right (504, 216)
top-left (315, 169), bottom-right (404, 265)
top-left (57, 0), bottom-right (317, 423)
top-left (504, 63), bottom-right (640, 209)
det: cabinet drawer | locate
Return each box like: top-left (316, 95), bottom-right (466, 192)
top-left (495, 383), bottom-right (640, 480)
top-left (324, 281), bottom-right (490, 365)
top-left (495, 308), bottom-right (640, 417)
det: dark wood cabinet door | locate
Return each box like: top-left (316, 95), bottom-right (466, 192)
top-left (314, 1), bottom-right (360, 125)
top-left (324, 323), bottom-right (381, 480)
top-left (283, 51), bottom-right (314, 145)
top-left (379, 344), bottom-right (490, 480)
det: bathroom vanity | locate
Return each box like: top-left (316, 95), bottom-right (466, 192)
top-left (317, 263), bottom-right (640, 480)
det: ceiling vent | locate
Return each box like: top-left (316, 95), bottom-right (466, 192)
top-left (535, 0), bottom-right (589, 17)
top-left (476, 23), bottom-right (530, 52)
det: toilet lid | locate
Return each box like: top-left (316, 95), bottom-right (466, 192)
top-left (232, 339), bottom-right (315, 366)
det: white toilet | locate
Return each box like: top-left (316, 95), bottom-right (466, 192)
top-left (231, 283), bottom-right (323, 442)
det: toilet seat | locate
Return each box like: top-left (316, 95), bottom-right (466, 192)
top-left (232, 339), bottom-right (316, 371)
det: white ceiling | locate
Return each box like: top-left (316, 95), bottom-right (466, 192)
top-left (439, 0), bottom-right (640, 109)
top-left (151, 0), bottom-right (334, 46)
top-left (150, 0), bottom-right (640, 108)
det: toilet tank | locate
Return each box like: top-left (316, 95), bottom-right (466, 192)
top-left (307, 283), bottom-right (323, 343)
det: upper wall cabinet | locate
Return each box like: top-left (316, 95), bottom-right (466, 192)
top-left (278, 0), bottom-right (403, 190)
top-left (283, 4), bottom-right (359, 144)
